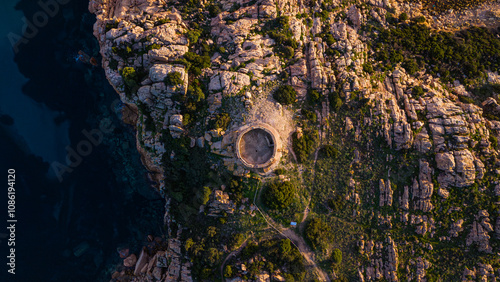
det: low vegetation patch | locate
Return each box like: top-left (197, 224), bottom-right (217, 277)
top-left (211, 112), bottom-right (231, 131)
top-left (263, 181), bottom-right (296, 210)
top-left (260, 16), bottom-right (298, 59)
top-left (411, 0), bottom-right (495, 13)
top-left (120, 66), bottom-right (140, 97)
top-left (164, 71), bottom-right (183, 86)
top-left (373, 22), bottom-right (500, 84)
top-left (305, 217), bottom-right (333, 251)
top-left (273, 85), bottom-right (297, 105)
top-left (292, 130), bottom-right (318, 163)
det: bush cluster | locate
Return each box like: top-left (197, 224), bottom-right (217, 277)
top-left (329, 91), bottom-right (343, 112)
top-left (305, 217), bottom-right (332, 251)
top-left (212, 113), bottom-right (231, 130)
top-left (327, 193), bottom-right (344, 213)
top-left (145, 43), bottom-right (162, 51)
top-left (121, 67), bottom-right (140, 97)
top-left (263, 181), bottom-right (296, 210)
top-left (164, 71), bottom-right (183, 86)
top-left (374, 23), bottom-right (500, 83)
top-left (137, 102), bottom-right (156, 133)
top-left (320, 145), bottom-right (339, 158)
top-left (273, 85), bottom-right (297, 105)
top-left (182, 52), bottom-right (211, 76)
top-left (412, 86), bottom-right (425, 98)
top-left (112, 45), bottom-right (133, 59)
top-left (261, 16), bottom-right (298, 59)
top-left (292, 130), bottom-right (318, 163)
top-left (186, 29), bottom-right (201, 45)
top-left (411, 0), bottom-right (493, 13)
top-left (301, 109), bottom-right (317, 123)
top-left (240, 238), bottom-right (306, 281)
top-left (307, 89), bottom-right (321, 105)
top-left (332, 249), bottom-right (342, 264)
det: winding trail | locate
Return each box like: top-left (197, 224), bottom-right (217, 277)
top-left (252, 185), bottom-right (331, 281)
top-left (313, 146), bottom-right (322, 168)
top-left (220, 236), bottom-right (251, 279)
top-left (281, 228), bottom-right (331, 282)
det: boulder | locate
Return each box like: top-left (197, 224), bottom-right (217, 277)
top-left (435, 152), bottom-right (455, 172)
top-left (124, 254), bottom-right (137, 267)
top-left (134, 247), bottom-right (150, 275)
top-left (170, 114), bottom-right (183, 126)
top-left (454, 150), bottom-right (476, 187)
top-left (379, 179), bottom-right (393, 207)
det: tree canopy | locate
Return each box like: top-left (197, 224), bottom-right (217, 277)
top-left (263, 181), bottom-right (296, 210)
top-left (305, 218), bottom-right (332, 251)
top-left (273, 85), bottom-right (297, 105)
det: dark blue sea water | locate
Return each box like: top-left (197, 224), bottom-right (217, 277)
top-left (0, 0), bottom-right (164, 281)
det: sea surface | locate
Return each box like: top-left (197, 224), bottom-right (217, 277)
top-left (0, 0), bottom-right (164, 281)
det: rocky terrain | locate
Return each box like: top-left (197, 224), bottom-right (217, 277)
top-left (89, 0), bottom-right (500, 280)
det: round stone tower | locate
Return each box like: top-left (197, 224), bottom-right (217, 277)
top-left (235, 123), bottom-right (281, 172)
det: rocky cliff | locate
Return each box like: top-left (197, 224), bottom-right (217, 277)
top-left (89, 0), bottom-right (500, 280)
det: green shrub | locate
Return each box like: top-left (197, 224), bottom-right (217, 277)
top-left (224, 265), bottom-right (233, 278)
top-left (109, 58), bottom-right (118, 70)
top-left (282, 46), bottom-right (295, 59)
top-left (301, 109), bottom-right (317, 123)
top-left (112, 45), bottom-right (133, 59)
top-left (362, 63), bottom-right (374, 74)
top-left (374, 24), bottom-right (500, 83)
top-left (324, 33), bottom-right (336, 45)
top-left (471, 83), bottom-right (500, 102)
top-left (184, 52), bottom-right (211, 76)
top-left (490, 135), bottom-right (498, 149)
top-left (199, 186), bottom-right (211, 205)
top-left (279, 239), bottom-right (292, 258)
top-left (320, 145), bottom-right (338, 158)
top-left (144, 116), bottom-right (156, 132)
top-left (229, 2), bottom-right (241, 12)
top-left (121, 66), bottom-right (139, 91)
top-left (332, 249), bottom-right (342, 264)
top-left (308, 89), bottom-right (321, 105)
top-left (204, 248), bottom-right (220, 266)
top-left (292, 130), bottom-right (318, 163)
top-left (262, 16), bottom-right (298, 59)
top-left (165, 71), bottom-right (183, 86)
top-left (217, 46), bottom-right (226, 54)
top-left (412, 86), bottom-right (425, 98)
top-left (229, 233), bottom-right (245, 250)
top-left (105, 21), bottom-right (119, 31)
top-left (327, 194), bottom-right (344, 212)
top-left (208, 4), bottom-right (222, 17)
top-left (173, 58), bottom-right (191, 69)
top-left (186, 29), bottom-right (201, 45)
top-left (399, 12), bottom-right (408, 21)
top-left (187, 83), bottom-right (205, 102)
top-left (458, 95), bottom-right (475, 104)
top-left (228, 179), bottom-right (244, 202)
top-left (305, 218), bottom-right (332, 250)
top-left (415, 16), bottom-right (426, 23)
top-left (154, 19), bottom-right (169, 26)
top-left (274, 168), bottom-right (286, 175)
top-left (213, 113), bottom-right (231, 130)
top-left (273, 85), bottom-right (297, 105)
top-left (329, 91), bottom-right (343, 112)
top-left (146, 43), bottom-right (162, 51)
top-left (402, 59), bottom-right (419, 75)
top-left (263, 181), bottom-right (296, 210)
